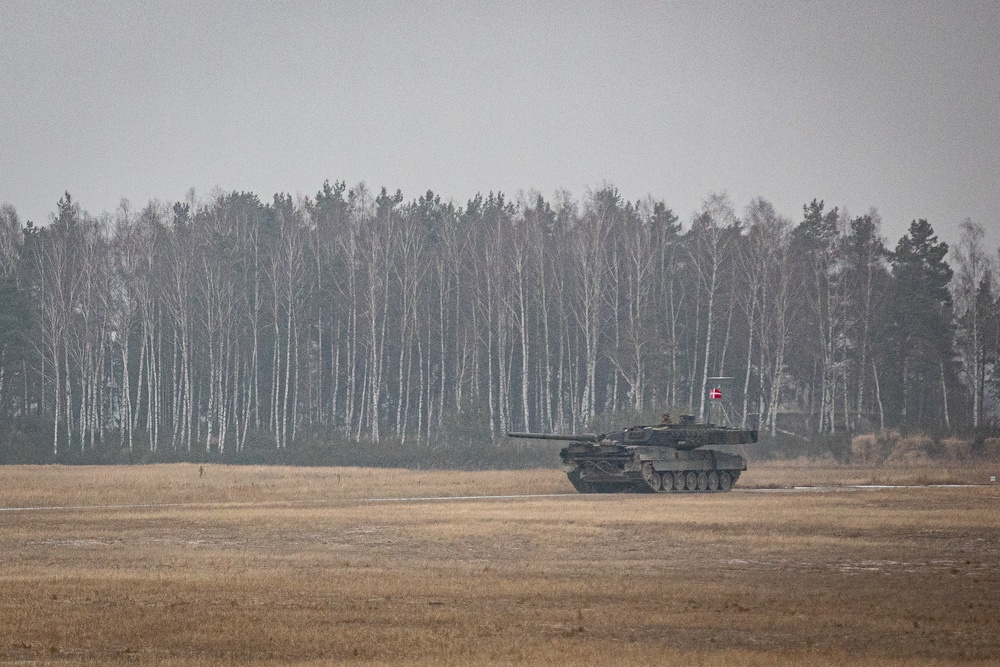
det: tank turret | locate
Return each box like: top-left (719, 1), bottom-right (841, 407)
top-left (508, 415), bottom-right (756, 493)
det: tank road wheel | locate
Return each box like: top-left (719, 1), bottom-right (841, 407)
top-left (661, 471), bottom-right (675, 492)
top-left (696, 472), bottom-right (709, 491)
top-left (707, 471), bottom-right (720, 491)
top-left (684, 471), bottom-right (698, 491)
top-left (642, 464), bottom-right (662, 492)
top-left (718, 471), bottom-right (733, 492)
top-left (673, 471), bottom-right (687, 492)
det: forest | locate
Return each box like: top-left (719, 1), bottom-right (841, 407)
top-left (0, 183), bottom-right (996, 465)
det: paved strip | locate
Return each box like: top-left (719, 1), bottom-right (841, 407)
top-left (0, 484), bottom-right (989, 514)
top-left (0, 493), bottom-right (580, 514)
top-left (741, 483), bottom-right (986, 493)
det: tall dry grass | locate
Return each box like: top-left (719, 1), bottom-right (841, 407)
top-left (0, 464), bottom-right (570, 508)
top-left (0, 457), bottom-right (995, 513)
top-left (742, 458), bottom-right (995, 488)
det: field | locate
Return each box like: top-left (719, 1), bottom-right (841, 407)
top-left (1, 462), bottom-right (999, 665)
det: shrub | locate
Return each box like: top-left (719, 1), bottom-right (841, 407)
top-left (850, 434), bottom-right (880, 465)
top-left (877, 429), bottom-right (901, 452)
top-left (982, 437), bottom-right (1000, 459)
top-left (887, 433), bottom-right (933, 464)
top-left (0, 415), bottom-right (55, 464)
top-left (941, 437), bottom-right (972, 461)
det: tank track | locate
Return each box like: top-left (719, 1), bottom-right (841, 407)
top-left (638, 465), bottom-right (741, 493)
top-left (567, 466), bottom-right (741, 494)
top-left (566, 469), bottom-right (633, 493)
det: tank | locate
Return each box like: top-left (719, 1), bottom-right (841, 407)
top-left (508, 414), bottom-right (757, 493)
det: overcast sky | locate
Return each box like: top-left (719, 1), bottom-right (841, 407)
top-left (2, 0), bottom-right (998, 251)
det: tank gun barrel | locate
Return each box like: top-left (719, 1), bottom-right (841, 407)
top-left (507, 432), bottom-right (600, 443)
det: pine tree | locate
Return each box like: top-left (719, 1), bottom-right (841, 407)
top-left (889, 219), bottom-right (954, 429)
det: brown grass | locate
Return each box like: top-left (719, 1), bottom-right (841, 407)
top-left (1, 464), bottom-right (999, 665)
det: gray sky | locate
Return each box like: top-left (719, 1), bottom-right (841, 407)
top-left (2, 0), bottom-right (998, 251)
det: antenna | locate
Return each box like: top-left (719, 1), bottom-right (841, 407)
top-left (706, 376), bottom-right (734, 426)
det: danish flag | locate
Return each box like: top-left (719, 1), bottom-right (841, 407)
top-left (709, 388), bottom-right (722, 400)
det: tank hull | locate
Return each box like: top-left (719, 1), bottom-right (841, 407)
top-left (561, 442), bottom-right (745, 493)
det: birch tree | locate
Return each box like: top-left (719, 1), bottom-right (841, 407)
top-left (840, 211), bottom-right (889, 430)
top-left (688, 193), bottom-right (737, 421)
top-left (953, 220), bottom-right (992, 427)
top-left (34, 194), bottom-right (85, 455)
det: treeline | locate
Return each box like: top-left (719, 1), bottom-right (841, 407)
top-left (0, 184), bottom-right (997, 465)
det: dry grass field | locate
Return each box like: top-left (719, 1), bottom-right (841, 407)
top-left (1, 462), bottom-right (999, 665)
